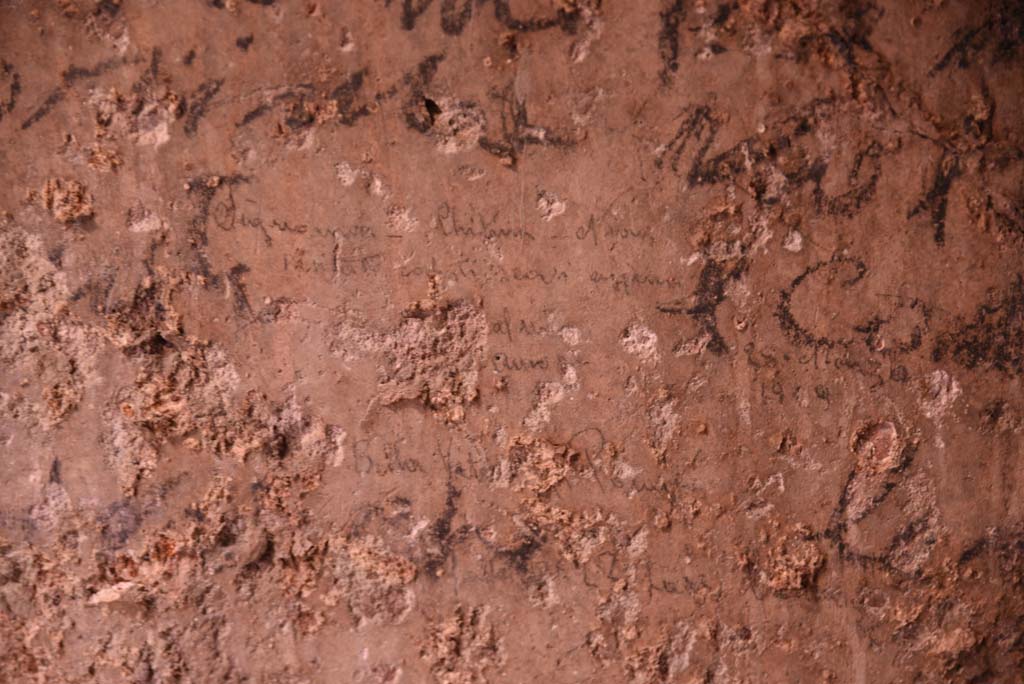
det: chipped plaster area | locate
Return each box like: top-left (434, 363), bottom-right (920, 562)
top-left (2, 1), bottom-right (1024, 683)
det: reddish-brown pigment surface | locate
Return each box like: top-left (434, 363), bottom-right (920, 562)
top-left (1, 1), bottom-right (1023, 682)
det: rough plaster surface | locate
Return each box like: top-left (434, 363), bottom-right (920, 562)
top-left (1, 1), bottom-right (1023, 682)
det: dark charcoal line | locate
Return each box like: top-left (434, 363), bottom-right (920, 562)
top-left (658, 0), bottom-right (686, 84)
top-left (184, 79), bottom-right (224, 135)
top-left (776, 255), bottom-right (869, 349)
top-left (20, 89), bottom-right (62, 130)
top-left (908, 150), bottom-right (960, 246)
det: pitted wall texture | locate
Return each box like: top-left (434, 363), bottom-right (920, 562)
top-left (1, 1), bottom-right (1023, 682)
